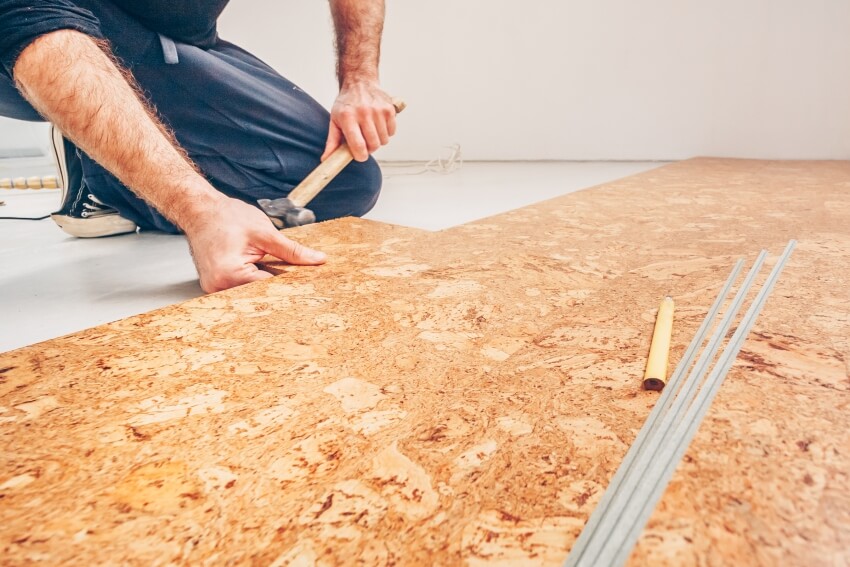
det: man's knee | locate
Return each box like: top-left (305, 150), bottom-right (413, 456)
top-left (346, 156), bottom-right (383, 216)
top-left (0, 73), bottom-right (44, 121)
top-left (308, 155), bottom-right (382, 222)
top-left (308, 153), bottom-right (383, 220)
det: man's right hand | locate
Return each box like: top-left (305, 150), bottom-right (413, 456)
top-left (184, 197), bottom-right (327, 293)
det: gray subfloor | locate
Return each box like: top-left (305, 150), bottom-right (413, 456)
top-left (0, 160), bottom-right (665, 352)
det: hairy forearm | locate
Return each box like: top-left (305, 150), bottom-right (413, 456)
top-left (12, 30), bottom-right (224, 231)
top-left (329, 0), bottom-right (385, 86)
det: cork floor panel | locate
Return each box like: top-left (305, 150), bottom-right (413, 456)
top-left (1, 158), bottom-right (849, 565)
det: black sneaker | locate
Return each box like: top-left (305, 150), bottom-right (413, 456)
top-left (49, 125), bottom-right (137, 238)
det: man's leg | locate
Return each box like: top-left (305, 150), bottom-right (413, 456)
top-left (72, 0), bottom-right (382, 234)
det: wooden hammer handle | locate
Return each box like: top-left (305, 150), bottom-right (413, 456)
top-left (287, 98), bottom-right (406, 208)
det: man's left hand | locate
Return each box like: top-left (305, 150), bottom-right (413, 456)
top-left (322, 80), bottom-right (397, 162)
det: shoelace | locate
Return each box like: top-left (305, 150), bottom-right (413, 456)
top-left (80, 194), bottom-right (115, 218)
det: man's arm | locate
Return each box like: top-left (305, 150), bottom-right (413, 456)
top-left (13, 30), bottom-right (325, 293)
top-left (323, 0), bottom-right (397, 162)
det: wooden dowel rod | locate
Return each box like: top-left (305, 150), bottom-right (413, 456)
top-left (643, 296), bottom-right (675, 391)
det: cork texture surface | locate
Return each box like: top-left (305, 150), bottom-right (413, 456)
top-left (1, 158), bottom-right (848, 565)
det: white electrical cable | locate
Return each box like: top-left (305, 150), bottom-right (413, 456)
top-left (380, 143), bottom-right (463, 177)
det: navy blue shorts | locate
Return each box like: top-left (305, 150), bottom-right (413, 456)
top-left (0, 0), bottom-right (381, 233)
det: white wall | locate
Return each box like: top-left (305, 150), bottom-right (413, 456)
top-left (1, 1), bottom-right (847, 161)
top-left (218, 0), bottom-right (850, 161)
top-left (0, 118), bottom-right (49, 158)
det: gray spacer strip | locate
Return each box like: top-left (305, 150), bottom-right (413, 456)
top-left (562, 258), bottom-right (744, 567)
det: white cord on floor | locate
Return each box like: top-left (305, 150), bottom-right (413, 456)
top-left (380, 143), bottom-right (464, 177)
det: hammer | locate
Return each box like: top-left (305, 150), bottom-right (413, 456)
top-left (258, 98), bottom-right (406, 228)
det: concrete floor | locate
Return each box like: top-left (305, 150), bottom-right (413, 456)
top-left (0, 160), bottom-right (665, 352)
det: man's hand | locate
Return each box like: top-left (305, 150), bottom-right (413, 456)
top-left (184, 197), bottom-right (327, 293)
top-left (325, 0), bottom-right (395, 162)
top-left (323, 80), bottom-right (397, 162)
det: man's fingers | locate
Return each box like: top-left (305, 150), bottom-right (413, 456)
top-left (386, 110), bottom-right (397, 138)
top-left (187, 197), bottom-right (329, 295)
top-left (374, 112), bottom-right (390, 146)
top-left (260, 229), bottom-right (327, 266)
top-left (322, 123), bottom-right (343, 162)
top-left (358, 119), bottom-right (382, 154)
top-left (340, 116), bottom-right (369, 162)
top-left (329, 89), bottom-right (399, 161)
top-left (199, 266), bottom-right (269, 294)
top-left (196, 235), bottom-right (323, 294)
top-left (241, 268), bottom-right (273, 284)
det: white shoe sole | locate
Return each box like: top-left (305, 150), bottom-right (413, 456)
top-left (50, 213), bottom-right (138, 238)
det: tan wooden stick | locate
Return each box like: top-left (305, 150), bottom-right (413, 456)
top-left (288, 98), bottom-right (406, 208)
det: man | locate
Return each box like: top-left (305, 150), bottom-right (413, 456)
top-left (0, 0), bottom-right (398, 292)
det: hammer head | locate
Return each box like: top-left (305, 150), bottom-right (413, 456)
top-left (257, 197), bottom-right (317, 228)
